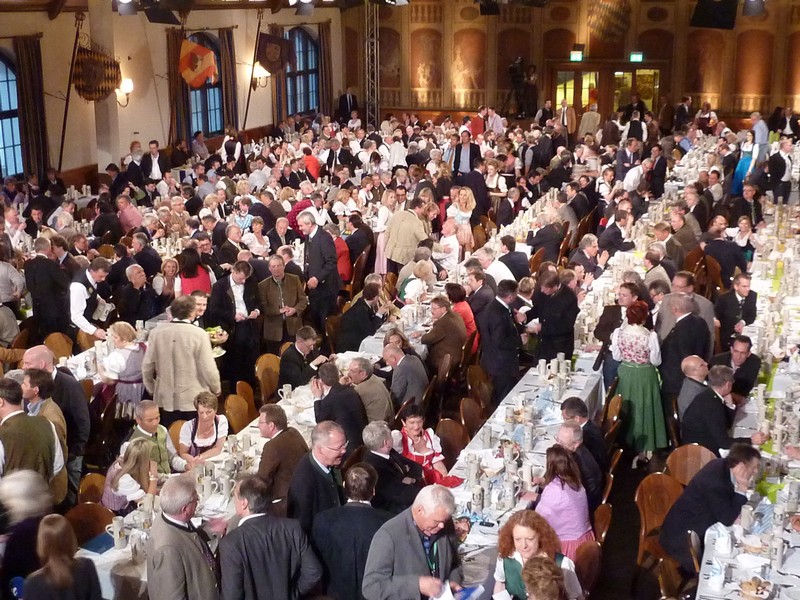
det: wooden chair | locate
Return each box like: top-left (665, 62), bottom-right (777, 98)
top-left (348, 248), bottom-right (370, 298)
top-left (385, 272), bottom-right (398, 289)
top-left (420, 375), bottom-right (438, 427)
top-left (594, 503), bottom-right (612, 547)
top-left (435, 418), bottom-right (469, 470)
top-left (341, 301), bottom-right (353, 314)
top-left (704, 254), bottom-right (726, 298)
top-left (279, 342), bottom-right (292, 356)
top-left (472, 224), bottom-right (487, 250)
top-left (602, 393), bottom-right (622, 435)
top-left (665, 443), bottom-right (716, 486)
top-left (528, 247), bottom-right (545, 274)
top-left (18, 316), bottom-right (36, 334)
top-left (119, 236), bottom-right (133, 248)
top-left (80, 379), bottom-right (95, 402)
top-left (236, 381), bottom-right (258, 421)
top-left (601, 448), bottom-right (623, 504)
top-left (64, 502), bottom-right (115, 545)
top-left (574, 540), bottom-right (602, 596)
top-left (460, 397), bottom-right (484, 438)
top-left (683, 246), bottom-right (705, 274)
top-left (97, 244), bottom-right (116, 259)
top-left (76, 330), bottom-right (99, 352)
top-left (599, 378), bottom-right (619, 425)
top-left (342, 444), bottom-right (367, 473)
top-left (557, 234), bottom-right (572, 267)
top-left (603, 419), bottom-right (622, 455)
top-left (77, 473), bottom-right (106, 504)
top-left (325, 315), bottom-right (341, 355)
top-left (667, 395), bottom-right (681, 449)
top-left (10, 329), bottom-right (29, 350)
top-left (634, 472), bottom-right (684, 565)
top-left (254, 353), bottom-right (280, 404)
top-left (43, 332), bottom-right (73, 361)
top-left (224, 394), bottom-right (250, 434)
top-left (393, 397), bottom-right (416, 430)
top-left (168, 420), bottom-right (186, 454)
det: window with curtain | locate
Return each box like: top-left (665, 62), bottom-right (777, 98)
top-left (285, 27), bottom-right (319, 115)
top-left (188, 33), bottom-right (224, 137)
top-left (0, 56), bottom-right (22, 178)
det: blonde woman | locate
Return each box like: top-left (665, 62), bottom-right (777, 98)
top-left (332, 188), bottom-right (357, 218)
top-left (279, 186), bottom-right (296, 212)
top-left (447, 186), bottom-right (476, 252)
top-left (101, 438), bottom-right (157, 515)
top-left (485, 159), bottom-right (508, 212)
top-left (179, 391), bottom-right (229, 463)
top-left (153, 257), bottom-right (178, 311)
top-left (98, 321), bottom-right (146, 405)
top-left (374, 190), bottom-right (397, 274)
top-left (399, 260), bottom-right (433, 303)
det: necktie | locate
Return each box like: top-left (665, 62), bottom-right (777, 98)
top-left (562, 109), bottom-right (568, 126)
top-left (422, 536), bottom-right (437, 577)
top-left (738, 297), bottom-right (745, 321)
top-left (189, 522), bottom-right (217, 571)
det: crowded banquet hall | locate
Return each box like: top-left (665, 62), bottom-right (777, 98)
top-left (3, 0), bottom-right (800, 598)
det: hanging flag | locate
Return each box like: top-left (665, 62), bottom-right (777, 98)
top-left (179, 38), bottom-right (218, 88)
top-left (255, 32), bottom-right (295, 74)
top-left (587, 0), bottom-right (631, 42)
top-left (73, 47), bottom-right (122, 102)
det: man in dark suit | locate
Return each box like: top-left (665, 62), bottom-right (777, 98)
top-left (526, 217), bottom-right (562, 264)
top-left (268, 218), bottom-right (300, 254)
top-left (25, 238), bottom-right (70, 343)
top-left (418, 296), bottom-right (467, 374)
top-left (660, 443), bottom-right (761, 573)
top-left (465, 270), bottom-right (495, 322)
top-left (673, 96), bottom-right (692, 133)
top-left (140, 140), bottom-right (170, 183)
top-left (218, 225), bottom-right (248, 266)
top-left (495, 193), bottom-right (516, 227)
top-left (614, 138), bottom-right (641, 181)
top-left (498, 236), bottom-right (530, 281)
top-left (298, 212), bottom-right (341, 335)
top-left (529, 270), bottom-right (580, 362)
top-left (220, 475), bottom-right (322, 600)
top-left (710, 335), bottom-right (761, 401)
top-left (116, 264), bottom-right (159, 325)
top-left (569, 234), bottom-right (609, 279)
top-left (312, 363), bottom-right (367, 456)
top-left (324, 139), bottom-right (357, 175)
top-left (768, 139), bottom-right (794, 203)
top-left (715, 274), bottom-right (757, 352)
top-left (598, 210), bottom-right (635, 256)
top-left (561, 396), bottom-right (607, 472)
top-left (728, 183), bottom-right (765, 227)
top-left (106, 163), bottom-right (129, 201)
top-left (649, 144), bottom-right (667, 198)
top-left (556, 422), bottom-right (604, 512)
top-left (382, 345), bottom-right (428, 409)
top-left (131, 233), bottom-right (162, 280)
top-left (279, 326), bottom-right (329, 389)
top-left (565, 181), bottom-right (591, 221)
top-left (311, 464), bottom-right (392, 600)
top-left (452, 130), bottom-right (482, 179)
top-left (362, 422), bottom-right (424, 514)
top-left (686, 188), bottom-right (710, 232)
top-left (287, 421), bottom-right (347, 533)
top-left (477, 280), bottom-right (522, 405)
top-left (652, 221), bottom-right (686, 269)
top-left (206, 260), bottom-right (261, 386)
top-left (659, 293), bottom-right (712, 398)
top-left (200, 215), bottom-right (228, 251)
top-left (337, 89), bottom-right (359, 123)
top-left (682, 366), bottom-right (767, 457)
top-left (702, 233), bottom-right (748, 289)
top-left (461, 158), bottom-right (490, 218)
top-left (257, 404), bottom-right (309, 518)
top-left (337, 283), bottom-right (387, 353)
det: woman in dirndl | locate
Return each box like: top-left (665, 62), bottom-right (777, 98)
top-left (178, 391), bottom-right (229, 464)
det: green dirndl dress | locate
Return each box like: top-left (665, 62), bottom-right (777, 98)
top-left (612, 324), bottom-right (668, 453)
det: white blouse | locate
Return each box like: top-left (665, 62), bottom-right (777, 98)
top-left (242, 232), bottom-right (270, 257)
top-left (114, 474), bottom-right (147, 503)
top-left (375, 205), bottom-right (394, 233)
top-left (391, 428), bottom-right (445, 464)
top-left (179, 415), bottom-right (230, 451)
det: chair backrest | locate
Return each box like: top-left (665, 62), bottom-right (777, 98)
top-left (704, 254), bottom-right (726, 295)
top-left (225, 394), bottom-right (250, 433)
top-left (119, 236), bottom-right (133, 248)
top-left (601, 447), bottom-right (622, 505)
top-left (254, 353), bottom-right (280, 404)
top-left (602, 394), bottom-right (622, 434)
top-left (325, 315), bottom-right (341, 355)
top-left (528, 247), bottom-right (546, 273)
top-left (466, 364), bottom-right (490, 394)
top-left (350, 249), bottom-right (370, 297)
top-left (97, 244), bottom-right (116, 259)
top-left (342, 444), bottom-right (367, 473)
top-left (393, 396), bottom-right (416, 430)
top-left (634, 473), bottom-right (684, 563)
top-left (594, 503), bottom-right (612, 547)
top-left (385, 272), bottom-right (398, 289)
top-left (603, 419), bottom-right (622, 454)
top-left (420, 374), bottom-right (438, 425)
top-left (236, 381), bottom-right (258, 421)
top-left (64, 502), bottom-right (115, 545)
top-left (44, 332), bottom-right (73, 361)
top-left (460, 330), bottom-right (478, 370)
top-left (688, 529), bottom-right (702, 574)
top-left (665, 443), bottom-right (716, 487)
top-left (435, 418), bottom-right (469, 470)
top-left (599, 378), bottom-right (619, 425)
top-left (10, 329), bottom-right (29, 350)
top-left (574, 540), bottom-right (603, 595)
top-left (279, 342), bottom-right (293, 356)
top-left (168, 420), bottom-right (186, 453)
top-left (77, 473), bottom-right (106, 504)
top-left (436, 353), bottom-right (453, 387)
top-left (80, 379), bottom-right (95, 402)
top-left (460, 397), bottom-right (484, 438)
top-left (341, 301), bottom-right (353, 314)
top-left (683, 246), bottom-right (705, 274)
top-left (76, 330), bottom-right (97, 352)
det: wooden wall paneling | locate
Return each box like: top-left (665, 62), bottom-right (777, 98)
top-left (684, 29), bottom-right (725, 111)
top-left (733, 29), bottom-right (774, 114)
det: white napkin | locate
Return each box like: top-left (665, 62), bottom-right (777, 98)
top-left (710, 523), bottom-right (732, 556)
top-left (295, 407), bottom-right (317, 427)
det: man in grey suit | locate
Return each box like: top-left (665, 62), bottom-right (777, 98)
top-left (146, 474), bottom-right (219, 600)
top-left (220, 476), bottom-right (322, 600)
top-left (656, 271), bottom-right (715, 360)
top-left (382, 344), bottom-right (428, 409)
top-left (362, 484), bottom-right (463, 599)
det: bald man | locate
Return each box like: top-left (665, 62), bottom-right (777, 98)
top-left (676, 355), bottom-right (709, 420)
top-left (22, 345), bottom-right (90, 506)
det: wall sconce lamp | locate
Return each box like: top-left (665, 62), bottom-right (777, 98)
top-left (116, 78), bottom-right (134, 107)
top-left (251, 64), bottom-right (271, 90)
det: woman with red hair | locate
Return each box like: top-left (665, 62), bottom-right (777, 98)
top-left (610, 299), bottom-right (667, 467)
